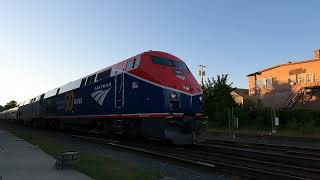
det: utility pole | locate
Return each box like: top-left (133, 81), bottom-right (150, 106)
top-left (198, 65), bottom-right (206, 85)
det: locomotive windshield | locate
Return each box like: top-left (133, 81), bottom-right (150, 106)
top-left (151, 56), bottom-right (189, 71)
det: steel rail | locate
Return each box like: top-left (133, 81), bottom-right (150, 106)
top-left (184, 146), bottom-right (320, 179)
top-left (71, 135), bottom-right (317, 180)
top-left (210, 133), bottom-right (320, 143)
top-left (206, 138), bottom-right (320, 159)
top-left (198, 143), bottom-right (320, 170)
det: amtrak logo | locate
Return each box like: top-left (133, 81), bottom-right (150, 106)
top-left (176, 75), bottom-right (185, 80)
top-left (91, 87), bottom-right (111, 106)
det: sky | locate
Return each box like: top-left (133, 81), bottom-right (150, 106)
top-left (0, 0), bottom-right (320, 105)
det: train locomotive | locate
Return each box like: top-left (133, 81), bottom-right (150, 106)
top-left (0, 51), bottom-right (207, 144)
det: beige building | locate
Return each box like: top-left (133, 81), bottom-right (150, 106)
top-left (231, 89), bottom-right (250, 107)
top-left (247, 49), bottom-right (320, 109)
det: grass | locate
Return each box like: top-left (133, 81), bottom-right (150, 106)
top-left (0, 122), bottom-right (160, 180)
top-left (79, 154), bottom-right (159, 180)
top-left (10, 130), bottom-right (63, 157)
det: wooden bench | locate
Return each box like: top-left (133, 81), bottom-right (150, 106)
top-left (55, 151), bottom-right (80, 169)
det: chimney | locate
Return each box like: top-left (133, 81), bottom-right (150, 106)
top-left (314, 49), bottom-right (320, 59)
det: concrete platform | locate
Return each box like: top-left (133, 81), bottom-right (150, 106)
top-left (0, 129), bottom-right (93, 180)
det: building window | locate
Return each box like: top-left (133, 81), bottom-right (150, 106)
top-left (297, 73), bottom-right (305, 84)
top-left (306, 73), bottom-right (315, 83)
top-left (260, 78), bottom-right (266, 89)
top-left (255, 79), bottom-right (261, 89)
top-left (266, 77), bottom-right (273, 89)
top-left (289, 75), bottom-right (297, 85)
top-left (255, 77), bottom-right (272, 90)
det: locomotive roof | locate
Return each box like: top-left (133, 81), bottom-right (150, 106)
top-left (24, 50), bottom-right (185, 102)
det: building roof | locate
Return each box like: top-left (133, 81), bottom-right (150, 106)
top-left (247, 59), bottom-right (320, 77)
top-left (234, 88), bottom-right (249, 96)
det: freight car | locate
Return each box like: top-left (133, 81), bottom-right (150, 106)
top-left (10, 51), bottom-right (207, 144)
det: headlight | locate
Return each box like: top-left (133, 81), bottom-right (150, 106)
top-left (170, 92), bottom-right (177, 99)
top-left (199, 96), bottom-right (203, 102)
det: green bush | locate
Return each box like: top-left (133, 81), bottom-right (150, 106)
top-left (278, 109), bottom-right (320, 134)
top-left (206, 103), bottom-right (320, 133)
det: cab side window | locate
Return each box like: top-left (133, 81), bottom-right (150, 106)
top-left (86, 74), bottom-right (96, 85)
top-left (90, 74), bottom-right (96, 83)
top-left (134, 57), bottom-right (140, 68)
top-left (126, 60), bottom-right (134, 70)
top-left (80, 78), bottom-right (86, 87)
top-left (127, 57), bottom-right (140, 71)
top-left (97, 69), bottom-right (111, 81)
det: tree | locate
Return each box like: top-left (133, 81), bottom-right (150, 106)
top-left (0, 105), bottom-right (3, 112)
top-left (4, 100), bottom-right (18, 110)
top-left (203, 74), bottom-right (235, 108)
top-left (202, 74), bottom-right (236, 126)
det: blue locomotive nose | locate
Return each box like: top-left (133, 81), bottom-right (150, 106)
top-left (163, 90), bottom-right (207, 144)
top-left (166, 91), bottom-right (203, 115)
top-left (164, 87), bottom-right (204, 118)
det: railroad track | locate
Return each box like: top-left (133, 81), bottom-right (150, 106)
top-left (196, 144), bottom-right (320, 179)
top-left (72, 135), bottom-right (320, 180)
top-left (235, 133), bottom-right (320, 143)
top-left (205, 138), bottom-right (320, 159)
